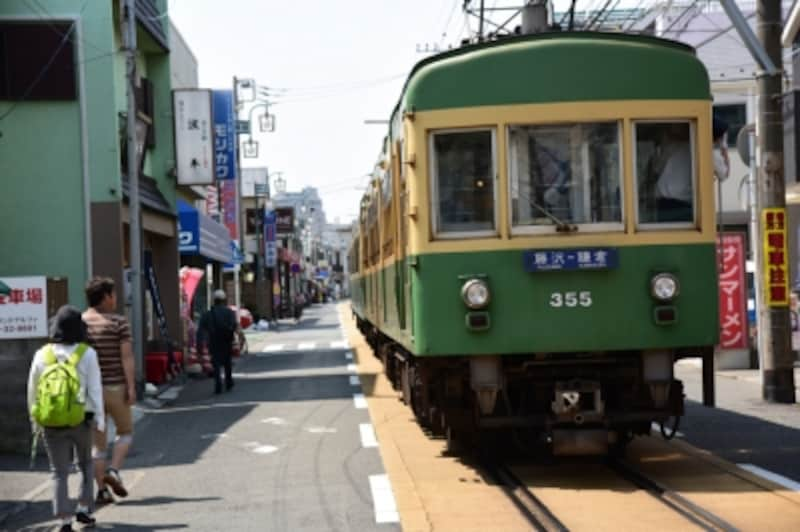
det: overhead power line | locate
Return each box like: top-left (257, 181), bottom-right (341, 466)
top-left (0, 20), bottom-right (78, 122)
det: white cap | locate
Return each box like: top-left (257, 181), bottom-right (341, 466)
top-left (213, 289), bottom-right (227, 301)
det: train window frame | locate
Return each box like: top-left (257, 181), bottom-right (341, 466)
top-left (429, 127), bottom-right (499, 239)
top-left (505, 121), bottom-right (625, 235)
top-left (633, 119), bottom-right (698, 231)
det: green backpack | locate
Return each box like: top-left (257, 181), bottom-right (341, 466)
top-left (31, 343), bottom-right (88, 428)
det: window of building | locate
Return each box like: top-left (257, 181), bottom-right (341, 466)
top-left (635, 121), bottom-right (696, 227)
top-left (430, 129), bottom-right (496, 236)
top-left (508, 122), bottom-right (622, 232)
top-left (0, 22), bottom-right (77, 101)
top-left (714, 104), bottom-right (747, 147)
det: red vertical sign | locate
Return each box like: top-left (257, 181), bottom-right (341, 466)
top-left (717, 233), bottom-right (748, 349)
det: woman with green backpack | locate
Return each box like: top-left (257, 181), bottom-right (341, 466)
top-left (27, 305), bottom-right (105, 532)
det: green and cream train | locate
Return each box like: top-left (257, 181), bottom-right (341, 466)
top-left (349, 31), bottom-right (718, 455)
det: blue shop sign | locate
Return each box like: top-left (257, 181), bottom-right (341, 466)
top-left (523, 248), bottom-right (619, 272)
top-left (213, 90), bottom-right (237, 181)
top-left (178, 200), bottom-right (232, 263)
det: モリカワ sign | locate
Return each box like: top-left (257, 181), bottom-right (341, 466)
top-left (0, 276), bottom-right (48, 339)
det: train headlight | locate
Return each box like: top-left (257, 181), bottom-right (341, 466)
top-left (651, 273), bottom-right (679, 302)
top-left (462, 279), bottom-right (490, 309)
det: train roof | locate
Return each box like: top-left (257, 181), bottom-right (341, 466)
top-left (391, 31), bottom-right (710, 120)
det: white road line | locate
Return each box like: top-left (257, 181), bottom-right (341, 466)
top-left (347, 363), bottom-right (357, 373)
top-left (359, 423), bottom-right (378, 448)
top-left (738, 463), bottom-right (800, 491)
top-left (157, 385), bottom-right (183, 401)
top-left (253, 445), bottom-right (279, 455)
top-left (263, 344), bottom-right (284, 353)
top-left (261, 417), bottom-right (288, 425)
top-left (331, 340), bottom-right (349, 349)
top-left (650, 421), bottom-right (683, 438)
top-left (368, 474), bottom-right (400, 524)
top-left (298, 342), bottom-right (316, 350)
top-left (349, 375), bottom-right (360, 387)
top-left (353, 393), bottom-right (367, 409)
top-left (345, 351), bottom-right (353, 360)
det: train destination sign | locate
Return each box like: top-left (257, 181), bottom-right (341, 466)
top-left (523, 248), bottom-right (619, 272)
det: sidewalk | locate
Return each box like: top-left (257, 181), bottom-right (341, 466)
top-left (674, 360), bottom-right (800, 484)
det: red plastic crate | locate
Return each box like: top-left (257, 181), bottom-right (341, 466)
top-left (145, 353), bottom-right (168, 384)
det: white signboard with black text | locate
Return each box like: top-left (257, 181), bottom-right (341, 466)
top-left (241, 167), bottom-right (269, 198)
top-left (0, 276), bottom-right (48, 339)
top-left (173, 89), bottom-right (215, 185)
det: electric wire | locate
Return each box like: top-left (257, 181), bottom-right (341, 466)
top-left (0, 21), bottom-right (77, 122)
top-left (23, 0), bottom-right (106, 56)
top-left (267, 74), bottom-right (407, 105)
top-left (439, 0), bottom-right (462, 47)
top-left (265, 73), bottom-right (407, 95)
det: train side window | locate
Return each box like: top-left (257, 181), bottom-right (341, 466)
top-left (430, 129), bottom-right (497, 236)
top-left (507, 122), bottom-right (622, 232)
top-left (634, 121), bottom-right (696, 227)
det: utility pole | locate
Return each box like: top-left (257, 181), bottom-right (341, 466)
top-left (757, 0), bottom-right (796, 403)
top-left (231, 77), bottom-right (242, 314)
top-left (122, 0), bottom-right (143, 392)
top-left (478, 0), bottom-right (485, 41)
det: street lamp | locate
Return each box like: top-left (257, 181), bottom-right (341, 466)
top-left (273, 172), bottom-right (287, 195)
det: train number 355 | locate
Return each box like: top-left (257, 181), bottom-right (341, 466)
top-left (549, 291), bottom-right (592, 308)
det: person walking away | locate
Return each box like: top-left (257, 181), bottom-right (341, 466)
top-left (82, 277), bottom-right (135, 505)
top-left (28, 305), bottom-right (105, 531)
top-left (197, 289), bottom-right (238, 394)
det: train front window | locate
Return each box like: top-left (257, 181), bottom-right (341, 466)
top-left (431, 129), bottom-right (496, 235)
top-left (508, 122), bottom-right (622, 232)
top-left (635, 121), bottom-right (696, 226)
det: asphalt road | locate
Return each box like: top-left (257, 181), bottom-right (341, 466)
top-left (5, 302), bottom-right (399, 532)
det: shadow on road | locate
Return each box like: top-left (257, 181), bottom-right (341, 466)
top-left (115, 495), bottom-right (220, 507)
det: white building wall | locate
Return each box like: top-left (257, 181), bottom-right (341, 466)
top-left (168, 21), bottom-right (199, 89)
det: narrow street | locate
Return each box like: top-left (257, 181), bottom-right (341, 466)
top-left (4, 303), bottom-right (398, 532)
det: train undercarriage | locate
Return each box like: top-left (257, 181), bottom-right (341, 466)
top-left (358, 318), bottom-right (695, 456)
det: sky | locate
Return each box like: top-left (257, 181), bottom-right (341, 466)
top-left (168, 0), bottom-right (579, 225)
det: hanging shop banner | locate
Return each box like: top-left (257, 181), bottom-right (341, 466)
top-left (213, 90), bottom-right (237, 181)
top-left (173, 89), bottom-right (214, 185)
top-left (144, 251), bottom-right (169, 341)
top-left (716, 233), bottom-right (748, 350)
top-left (763, 207), bottom-right (790, 307)
top-left (275, 207), bottom-right (295, 234)
top-left (264, 209), bottom-right (278, 268)
top-left (144, 251), bottom-right (177, 368)
top-left (0, 276), bottom-right (47, 339)
top-left (221, 179), bottom-right (239, 240)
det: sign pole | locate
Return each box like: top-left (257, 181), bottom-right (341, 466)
top-left (123, 0), bottom-right (144, 393)
top-left (757, 0), bottom-right (795, 403)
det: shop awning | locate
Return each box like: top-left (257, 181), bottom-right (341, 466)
top-left (178, 200), bottom-right (232, 263)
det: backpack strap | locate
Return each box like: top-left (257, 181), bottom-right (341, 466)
top-left (42, 344), bottom-right (57, 365)
top-left (67, 343), bottom-right (88, 367)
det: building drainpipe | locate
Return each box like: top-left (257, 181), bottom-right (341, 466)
top-left (76, 17), bottom-right (93, 280)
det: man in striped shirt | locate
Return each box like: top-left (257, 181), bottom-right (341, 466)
top-left (83, 277), bottom-right (135, 505)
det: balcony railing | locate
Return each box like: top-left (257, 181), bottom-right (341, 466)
top-left (135, 0), bottom-right (169, 51)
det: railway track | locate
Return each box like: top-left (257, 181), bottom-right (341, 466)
top-left (485, 461), bottom-right (568, 532)
top-left (487, 457), bottom-right (740, 532)
top-left (608, 457), bottom-right (740, 532)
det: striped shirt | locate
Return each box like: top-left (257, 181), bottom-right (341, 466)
top-left (82, 309), bottom-right (131, 386)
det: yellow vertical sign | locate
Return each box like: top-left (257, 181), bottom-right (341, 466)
top-left (762, 207), bottom-right (790, 307)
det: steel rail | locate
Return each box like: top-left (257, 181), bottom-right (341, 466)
top-left (486, 462), bottom-right (569, 532)
top-left (608, 458), bottom-right (740, 532)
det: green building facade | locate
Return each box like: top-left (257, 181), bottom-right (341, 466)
top-left (0, 0), bottom-right (180, 452)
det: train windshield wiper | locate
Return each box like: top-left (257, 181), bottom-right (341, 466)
top-left (524, 195), bottom-right (578, 233)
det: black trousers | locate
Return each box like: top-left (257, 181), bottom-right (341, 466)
top-left (212, 351), bottom-right (233, 393)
